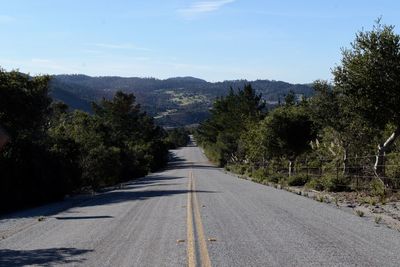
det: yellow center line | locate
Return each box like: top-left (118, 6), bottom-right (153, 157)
top-left (186, 169), bottom-right (212, 267)
top-left (187, 170), bottom-right (196, 267)
top-left (192, 171), bottom-right (212, 267)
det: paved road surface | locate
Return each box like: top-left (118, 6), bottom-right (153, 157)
top-left (1, 143), bottom-right (400, 266)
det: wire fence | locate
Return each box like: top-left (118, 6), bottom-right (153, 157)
top-left (269, 154), bottom-right (400, 190)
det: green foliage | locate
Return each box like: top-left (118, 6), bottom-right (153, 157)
top-left (370, 179), bottom-right (385, 198)
top-left (306, 178), bottom-right (325, 191)
top-left (259, 104), bottom-right (316, 160)
top-left (165, 128), bottom-right (190, 149)
top-left (306, 174), bottom-right (350, 192)
top-left (288, 174), bottom-right (310, 186)
top-left (284, 90), bottom-right (296, 106)
top-left (333, 21), bottom-right (400, 129)
top-left (81, 145), bottom-right (122, 189)
top-left (240, 103), bottom-right (316, 172)
top-left (225, 163), bottom-right (249, 175)
top-left (0, 69), bottom-right (169, 213)
top-left (196, 84), bottom-right (265, 166)
top-left (318, 174), bottom-right (351, 192)
top-left (385, 153), bottom-right (400, 188)
top-left (266, 173), bottom-right (287, 184)
top-left (252, 168), bottom-right (268, 181)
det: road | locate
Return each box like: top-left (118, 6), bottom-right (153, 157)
top-left (1, 143), bottom-right (400, 266)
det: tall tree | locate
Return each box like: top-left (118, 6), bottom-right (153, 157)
top-left (196, 84), bottom-right (265, 166)
top-left (258, 104), bottom-right (316, 176)
top-left (309, 81), bottom-right (377, 174)
top-left (332, 20), bottom-right (400, 178)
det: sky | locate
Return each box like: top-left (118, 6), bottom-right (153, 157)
top-left (0, 0), bottom-right (399, 84)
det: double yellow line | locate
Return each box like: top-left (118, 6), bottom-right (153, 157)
top-left (187, 170), bottom-right (212, 267)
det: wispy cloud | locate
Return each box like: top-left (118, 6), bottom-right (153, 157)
top-left (89, 43), bottom-right (151, 51)
top-left (178, 0), bottom-right (235, 19)
top-left (31, 58), bottom-right (52, 64)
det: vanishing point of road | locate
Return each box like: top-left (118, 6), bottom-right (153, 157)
top-left (1, 141), bottom-right (400, 266)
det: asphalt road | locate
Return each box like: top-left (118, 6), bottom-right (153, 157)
top-left (1, 143), bottom-right (400, 266)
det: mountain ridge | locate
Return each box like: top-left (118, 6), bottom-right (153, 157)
top-left (49, 74), bottom-right (314, 127)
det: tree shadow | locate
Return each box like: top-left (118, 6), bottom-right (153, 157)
top-left (170, 163), bottom-right (218, 170)
top-left (0, 173), bottom-right (185, 220)
top-left (73, 188), bottom-right (217, 209)
top-left (166, 154), bottom-right (217, 171)
top-left (55, 215), bottom-right (113, 220)
top-left (0, 149), bottom-right (218, 220)
top-left (0, 247), bottom-right (93, 267)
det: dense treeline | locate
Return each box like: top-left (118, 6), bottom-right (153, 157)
top-left (196, 21), bottom-right (400, 195)
top-left (165, 128), bottom-right (191, 149)
top-left (0, 70), bottom-right (188, 213)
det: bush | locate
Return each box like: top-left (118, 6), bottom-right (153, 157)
top-left (288, 174), bottom-right (310, 186)
top-left (267, 173), bottom-right (287, 184)
top-left (224, 163), bottom-right (250, 176)
top-left (81, 145), bottom-right (122, 189)
top-left (321, 174), bottom-right (351, 192)
top-left (165, 128), bottom-right (190, 149)
top-left (252, 168), bottom-right (268, 181)
top-left (370, 179), bottom-right (385, 198)
top-left (306, 178), bottom-right (325, 191)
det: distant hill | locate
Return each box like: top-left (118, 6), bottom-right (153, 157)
top-left (49, 75), bottom-right (313, 127)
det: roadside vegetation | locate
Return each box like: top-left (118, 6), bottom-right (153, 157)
top-left (0, 71), bottom-right (188, 213)
top-left (195, 21), bottom-right (400, 201)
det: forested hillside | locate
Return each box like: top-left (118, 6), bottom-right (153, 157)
top-left (49, 75), bottom-right (313, 127)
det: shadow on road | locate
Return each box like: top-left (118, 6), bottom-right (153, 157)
top-left (167, 153), bottom-right (216, 171)
top-left (0, 147), bottom-right (217, 220)
top-left (73, 188), bottom-right (217, 209)
top-left (0, 247), bottom-right (93, 267)
top-left (55, 215), bottom-right (113, 220)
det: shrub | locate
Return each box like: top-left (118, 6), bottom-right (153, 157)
top-left (252, 167), bottom-right (268, 180)
top-left (288, 174), bottom-right (310, 186)
top-left (306, 178), bottom-right (325, 191)
top-left (321, 174), bottom-right (351, 192)
top-left (370, 179), bottom-right (385, 198)
top-left (267, 173), bottom-right (287, 184)
top-left (355, 210), bottom-right (365, 217)
top-left (374, 216), bottom-right (382, 224)
top-left (225, 163), bottom-right (249, 175)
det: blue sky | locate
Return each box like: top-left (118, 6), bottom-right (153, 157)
top-left (0, 0), bottom-right (399, 83)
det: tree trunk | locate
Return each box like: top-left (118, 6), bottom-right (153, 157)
top-left (288, 160), bottom-right (293, 177)
top-left (374, 126), bottom-right (400, 179)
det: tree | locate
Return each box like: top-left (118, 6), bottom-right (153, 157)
top-left (308, 81), bottom-right (377, 174)
top-left (196, 84), bottom-right (265, 166)
top-left (332, 20), bottom-right (400, 178)
top-left (258, 104), bottom-right (316, 176)
top-left (0, 69), bottom-right (67, 212)
top-left (165, 128), bottom-right (190, 149)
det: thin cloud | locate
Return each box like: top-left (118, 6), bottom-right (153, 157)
top-left (90, 43), bottom-right (151, 51)
top-left (178, 0), bottom-right (235, 19)
top-left (31, 58), bottom-right (52, 64)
